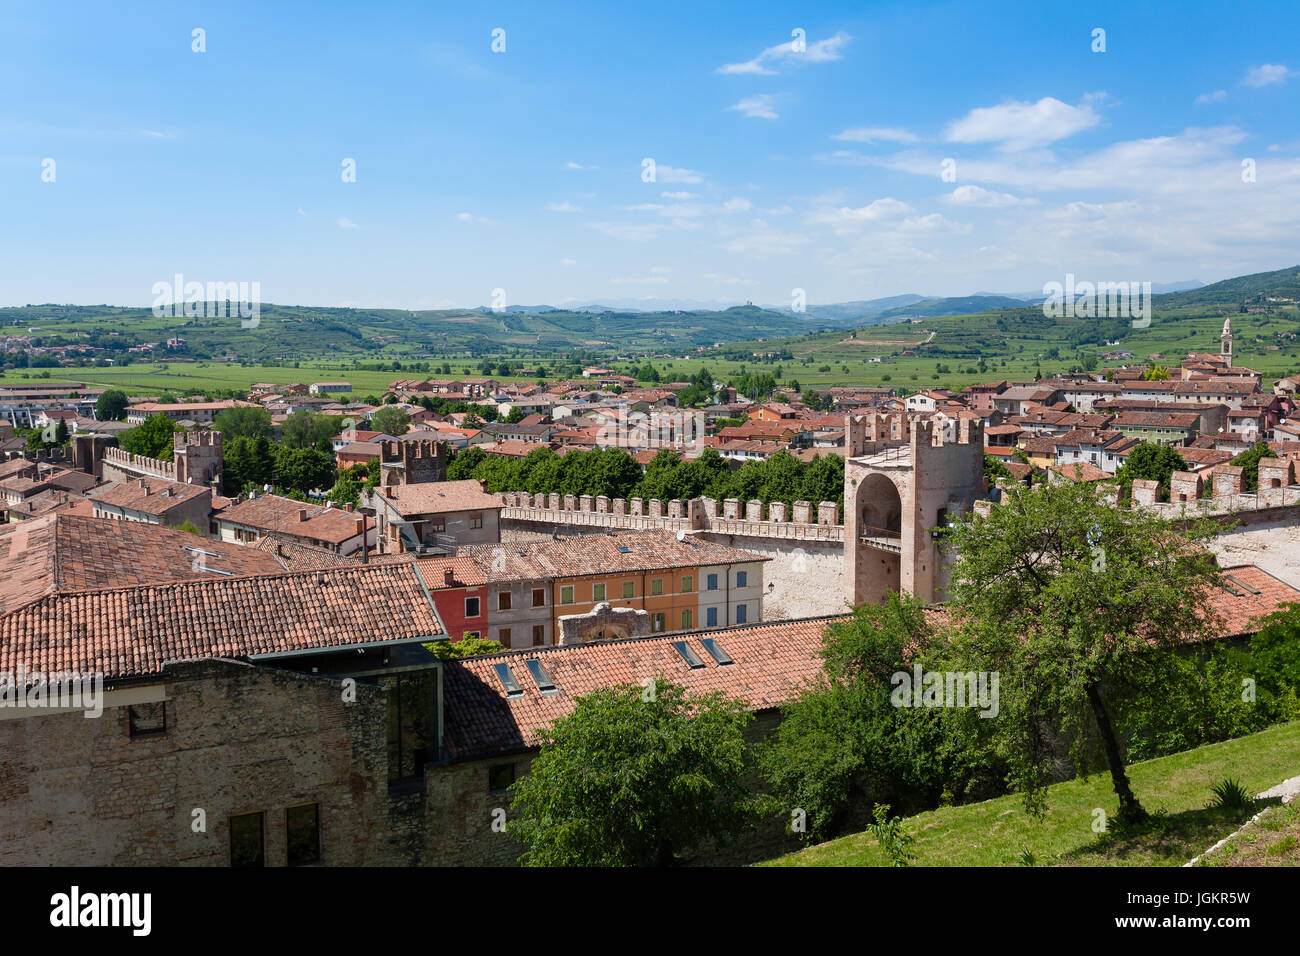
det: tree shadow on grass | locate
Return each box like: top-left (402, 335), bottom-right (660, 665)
top-left (1061, 800), bottom-right (1280, 865)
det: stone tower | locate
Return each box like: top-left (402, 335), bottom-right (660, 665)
top-left (1221, 317), bottom-right (1233, 364)
top-left (843, 415), bottom-right (984, 608)
top-left (380, 439), bottom-right (447, 487)
top-left (174, 430), bottom-right (223, 489)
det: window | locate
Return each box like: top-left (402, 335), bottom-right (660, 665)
top-left (462, 631), bottom-right (480, 640)
top-left (736, 570), bottom-right (747, 588)
top-left (651, 578), bottom-right (663, 596)
top-left (129, 701), bottom-right (166, 737)
top-left (681, 575), bottom-right (693, 593)
top-left (706, 573), bottom-right (718, 590)
top-left (670, 640), bottom-right (705, 669)
top-left (652, 612), bottom-right (666, 633)
top-left (700, 638), bottom-right (733, 666)
top-left (561, 585), bottom-right (574, 604)
top-left (286, 804), bottom-right (320, 867)
top-left (230, 812), bottom-right (264, 868)
top-left (706, 607), bottom-right (717, 627)
top-left (532, 624), bottom-right (546, 646)
top-left (383, 670), bottom-right (439, 785)
top-left (429, 517), bottom-right (446, 533)
top-left (681, 609), bottom-right (693, 630)
top-left (465, 596), bottom-right (480, 617)
top-left (469, 513), bottom-right (483, 529)
top-left (498, 591), bottom-right (512, 611)
top-left (532, 588), bottom-right (545, 607)
top-left (736, 603), bottom-right (747, 624)
top-left (493, 662), bottom-right (523, 697)
top-left (523, 658), bottom-right (557, 693)
top-left (592, 583), bottom-right (606, 601)
top-left (622, 581), bottom-right (634, 599)
top-left (498, 628), bottom-right (511, 647)
top-left (488, 762), bottom-right (515, 794)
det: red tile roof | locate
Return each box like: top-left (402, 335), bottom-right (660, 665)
top-left (0, 562), bottom-right (444, 681)
top-left (0, 513), bottom-right (288, 614)
top-left (375, 478), bottom-right (504, 517)
top-left (442, 616), bottom-right (835, 759)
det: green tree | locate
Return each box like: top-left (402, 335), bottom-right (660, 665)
top-left (274, 446), bottom-right (336, 495)
top-left (281, 410), bottom-right (340, 450)
top-left (1230, 441), bottom-right (1277, 491)
top-left (425, 636), bottom-right (505, 659)
top-left (118, 414), bottom-right (179, 460)
top-left (944, 479), bottom-right (1226, 825)
top-left (371, 406), bottom-right (412, 437)
top-left (509, 680), bottom-right (754, 866)
top-left (1114, 442), bottom-right (1188, 499)
top-left (54, 418), bottom-right (69, 445)
top-left (95, 388), bottom-right (129, 422)
top-left (222, 435), bottom-right (275, 496)
top-left (447, 445), bottom-right (487, 480)
top-left (214, 405), bottom-right (273, 441)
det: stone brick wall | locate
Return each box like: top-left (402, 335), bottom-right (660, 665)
top-left (0, 659), bottom-right (389, 866)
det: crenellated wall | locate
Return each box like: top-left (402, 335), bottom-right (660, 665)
top-left (498, 491), bottom-right (843, 541)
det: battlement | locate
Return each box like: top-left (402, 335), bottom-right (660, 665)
top-left (380, 439), bottom-right (448, 486)
top-left (498, 491), bottom-right (843, 541)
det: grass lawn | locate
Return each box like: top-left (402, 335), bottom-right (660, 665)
top-left (763, 720), bottom-right (1300, 867)
top-left (1196, 800), bottom-right (1300, 866)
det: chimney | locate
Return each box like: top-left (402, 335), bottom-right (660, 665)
top-left (443, 567), bottom-right (455, 586)
top-left (298, 508), bottom-right (309, 522)
top-left (478, 479), bottom-right (489, 492)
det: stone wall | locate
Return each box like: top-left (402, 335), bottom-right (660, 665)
top-left (0, 659), bottom-right (390, 866)
top-left (499, 491), bottom-right (843, 542)
top-left (101, 445), bottom-right (178, 485)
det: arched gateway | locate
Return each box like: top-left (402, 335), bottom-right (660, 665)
top-left (843, 415), bottom-right (984, 608)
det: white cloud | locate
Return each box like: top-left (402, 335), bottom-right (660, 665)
top-left (656, 165), bottom-right (705, 184)
top-left (729, 94), bottom-right (781, 119)
top-left (588, 222), bottom-right (665, 241)
top-left (701, 273), bottom-right (759, 286)
top-left (1243, 64), bottom-right (1291, 87)
top-left (661, 191), bottom-right (698, 199)
top-left (455, 212), bottom-right (474, 221)
top-left (717, 31), bottom-right (850, 75)
top-left (561, 258), bottom-right (577, 267)
top-left (944, 96), bottom-right (1101, 150)
top-left (899, 213), bottom-right (971, 234)
top-left (565, 161), bottom-right (588, 169)
top-left (943, 185), bottom-right (1035, 208)
top-left (832, 126), bottom-right (919, 144)
top-left (337, 217), bottom-right (358, 229)
top-left (809, 197), bottom-right (912, 225)
top-left (723, 197), bottom-right (754, 212)
top-left (1194, 89), bottom-right (1227, 106)
top-left (545, 201), bottom-right (581, 212)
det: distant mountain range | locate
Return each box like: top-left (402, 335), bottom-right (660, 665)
top-left (501, 281), bottom-right (1210, 324)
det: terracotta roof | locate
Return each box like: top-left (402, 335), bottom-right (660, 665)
top-left (376, 478), bottom-right (504, 517)
top-left (91, 476), bottom-right (210, 517)
top-left (216, 494), bottom-right (363, 544)
top-left (442, 616), bottom-right (835, 759)
top-left (1049, 462), bottom-right (1111, 482)
top-left (0, 513), bottom-right (286, 615)
top-left (1211, 565), bottom-right (1300, 637)
top-left (0, 562), bottom-right (444, 681)
top-left (462, 529), bottom-right (768, 581)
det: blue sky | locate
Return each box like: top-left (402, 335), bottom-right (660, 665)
top-left (2, 0), bottom-right (1297, 309)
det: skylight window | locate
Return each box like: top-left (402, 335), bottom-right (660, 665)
top-left (671, 641), bottom-right (705, 670)
top-left (699, 638), bottom-right (733, 666)
top-left (1226, 574), bottom-right (1261, 596)
top-left (617, 546), bottom-right (631, 554)
top-left (523, 658), bottom-right (557, 693)
top-left (493, 663), bottom-right (523, 697)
